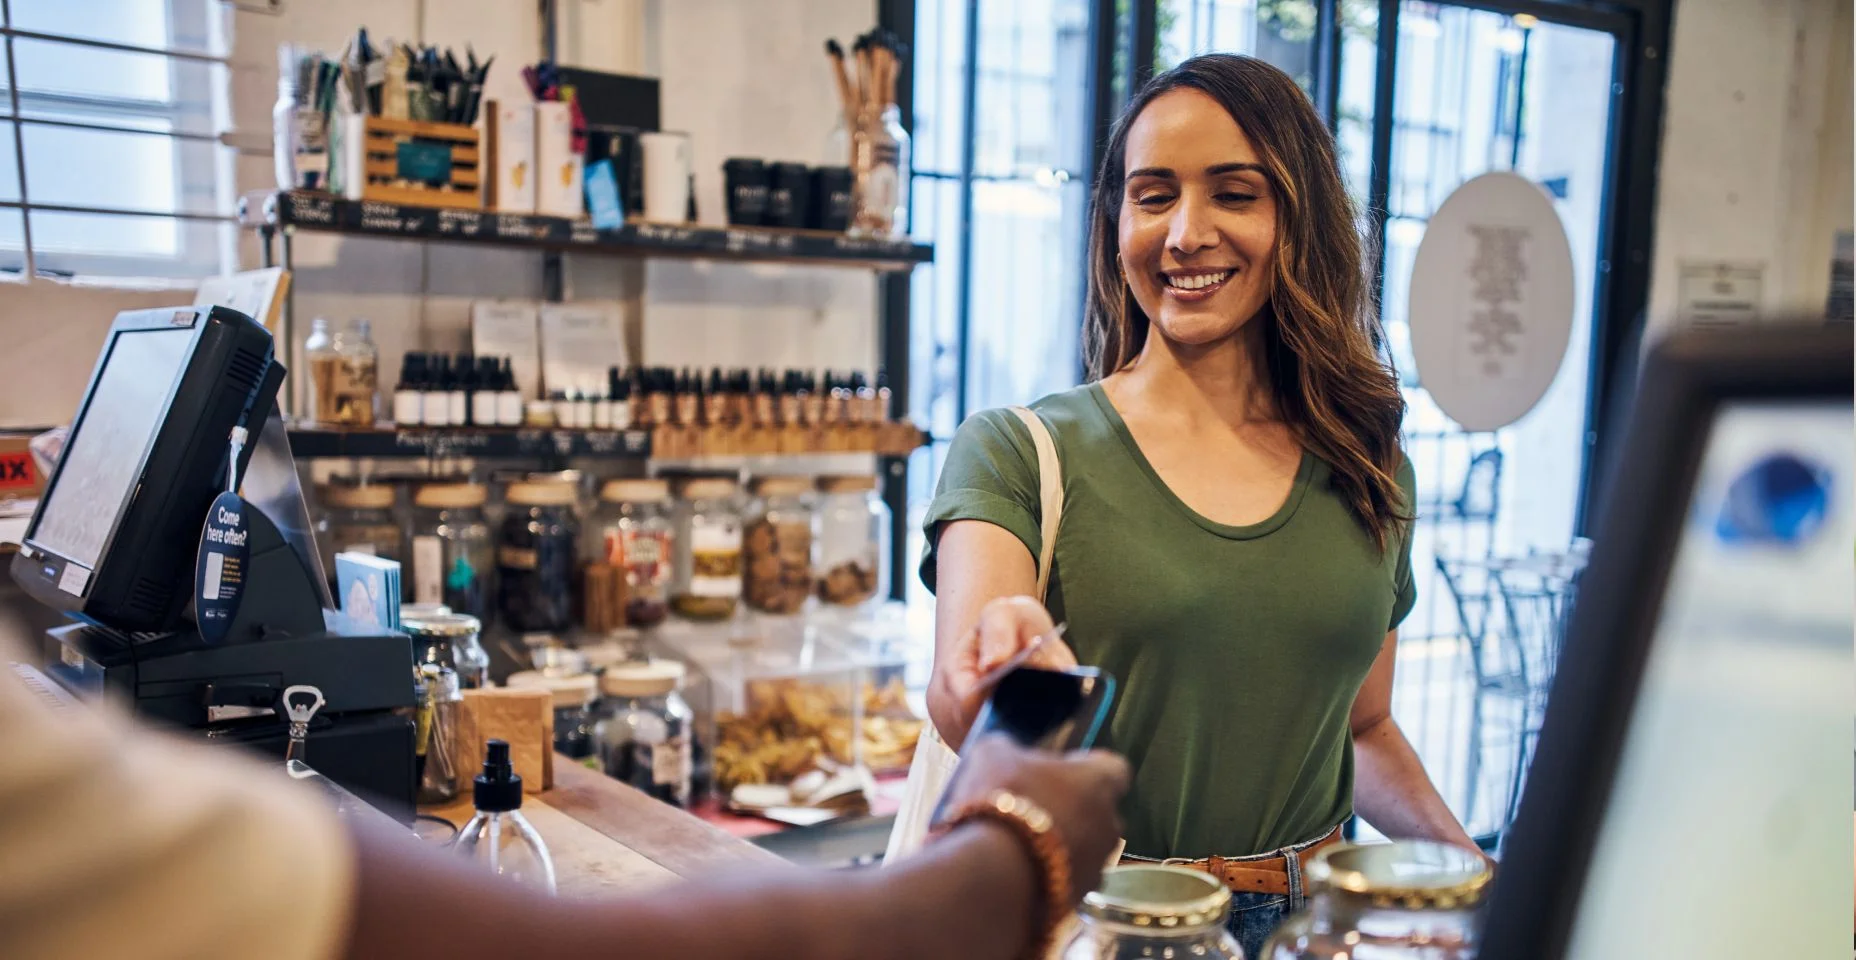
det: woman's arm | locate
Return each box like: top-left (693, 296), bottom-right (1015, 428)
top-left (927, 520), bottom-right (1074, 749)
top-left (1350, 630), bottom-right (1485, 856)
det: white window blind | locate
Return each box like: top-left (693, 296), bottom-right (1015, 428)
top-left (0, 0), bottom-right (233, 282)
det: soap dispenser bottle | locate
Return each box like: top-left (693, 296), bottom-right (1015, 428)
top-left (453, 739), bottom-right (557, 894)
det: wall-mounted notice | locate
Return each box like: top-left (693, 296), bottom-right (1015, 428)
top-left (1676, 262), bottom-right (1764, 331)
top-left (1408, 172), bottom-right (1576, 432)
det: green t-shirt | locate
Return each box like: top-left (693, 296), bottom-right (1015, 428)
top-left (922, 383), bottom-right (1416, 859)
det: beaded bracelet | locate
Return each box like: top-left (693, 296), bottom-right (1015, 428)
top-left (935, 789), bottom-right (1071, 960)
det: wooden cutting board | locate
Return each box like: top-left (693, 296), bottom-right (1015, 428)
top-left (453, 687), bottom-right (555, 792)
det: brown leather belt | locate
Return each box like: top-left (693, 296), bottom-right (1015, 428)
top-left (1119, 825), bottom-right (1344, 896)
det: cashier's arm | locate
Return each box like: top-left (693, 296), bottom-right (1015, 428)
top-left (1348, 630), bottom-right (1484, 858)
top-left (342, 813), bottom-right (1043, 960)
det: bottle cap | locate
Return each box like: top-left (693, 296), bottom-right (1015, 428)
top-left (415, 481), bottom-right (489, 509)
top-left (599, 478), bottom-right (672, 503)
top-left (598, 658), bottom-right (685, 698)
top-left (1308, 841), bottom-right (1491, 910)
top-left (473, 738), bottom-right (524, 812)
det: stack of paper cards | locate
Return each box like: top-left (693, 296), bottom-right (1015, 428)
top-left (335, 552), bottom-right (402, 632)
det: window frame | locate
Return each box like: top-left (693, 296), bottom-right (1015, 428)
top-left (0, 0), bottom-right (233, 283)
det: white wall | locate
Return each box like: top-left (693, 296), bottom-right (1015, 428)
top-left (0, 0), bottom-right (876, 428)
top-left (1646, 0), bottom-right (1854, 336)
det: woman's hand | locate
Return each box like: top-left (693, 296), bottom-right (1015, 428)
top-left (939, 596), bottom-right (1079, 746)
top-left (946, 734), bottom-right (1130, 906)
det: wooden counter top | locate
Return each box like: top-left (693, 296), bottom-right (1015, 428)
top-left (423, 756), bottom-right (782, 897)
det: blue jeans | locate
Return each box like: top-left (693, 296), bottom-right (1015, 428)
top-left (1227, 890), bottom-right (1294, 959)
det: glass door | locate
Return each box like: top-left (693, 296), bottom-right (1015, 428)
top-left (1371, 1), bottom-right (1624, 842)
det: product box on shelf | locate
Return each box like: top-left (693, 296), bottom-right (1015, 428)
top-left (535, 101), bottom-right (586, 219)
top-left (482, 99), bottom-right (537, 214)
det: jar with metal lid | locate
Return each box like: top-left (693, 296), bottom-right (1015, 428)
top-left (743, 475), bottom-right (814, 615)
top-left (405, 612), bottom-right (490, 690)
top-left (671, 477), bottom-right (742, 621)
top-left (499, 479), bottom-right (581, 633)
top-left (588, 478), bottom-right (676, 628)
top-left (313, 482), bottom-right (402, 593)
top-left (592, 659), bottom-right (694, 807)
top-left (505, 670), bottom-right (600, 759)
top-left (409, 481), bottom-right (494, 626)
top-left (1062, 864), bottom-right (1244, 960)
top-left (401, 602), bottom-right (451, 621)
top-left (814, 474), bottom-right (888, 606)
top-left (1258, 842), bottom-right (1489, 960)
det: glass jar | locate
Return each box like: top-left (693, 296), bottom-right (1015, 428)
top-left (814, 474), bottom-right (888, 606)
top-left (410, 482), bottom-right (494, 627)
top-left (850, 104), bottom-right (911, 238)
top-left (589, 478), bottom-right (675, 629)
top-left (319, 319), bottom-right (378, 427)
top-left (671, 477), bottom-right (742, 621)
top-left (498, 479), bottom-right (581, 633)
top-left (592, 659), bottom-right (694, 807)
top-left (505, 670), bottom-right (599, 760)
top-left (1062, 865), bottom-right (1243, 960)
top-left (414, 661), bottom-right (463, 803)
top-left (743, 476), bottom-right (814, 615)
top-left (405, 612), bottom-right (490, 690)
top-left (1259, 842), bottom-right (1489, 960)
top-left (313, 482), bottom-right (402, 595)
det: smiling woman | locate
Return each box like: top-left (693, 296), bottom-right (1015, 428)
top-left (918, 54), bottom-right (1482, 959)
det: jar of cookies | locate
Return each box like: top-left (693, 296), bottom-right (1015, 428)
top-left (589, 478), bottom-right (676, 629)
top-left (743, 476), bottom-right (815, 615)
top-left (671, 477), bottom-right (743, 621)
top-left (814, 474), bottom-right (887, 607)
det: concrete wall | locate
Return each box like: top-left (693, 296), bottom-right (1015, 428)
top-left (1646, 0), bottom-right (1854, 336)
top-left (0, 0), bottom-right (875, 429)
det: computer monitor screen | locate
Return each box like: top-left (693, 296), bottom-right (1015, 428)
top-left (1560, 401), bottom-right (1851, 959)
top-left (30, 326), bottom-right (196, 570)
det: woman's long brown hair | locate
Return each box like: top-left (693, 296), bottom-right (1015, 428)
top-left (1083, 54), bottom-right (1410, 549)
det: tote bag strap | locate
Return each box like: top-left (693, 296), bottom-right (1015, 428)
top-left (883, 406), bottom-right (1067, 868)
top-left (1007, 405), bottom-right (1063, 599)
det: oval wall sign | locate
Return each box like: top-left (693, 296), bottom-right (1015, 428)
top-left (1407, 171), bottom-right (1576, 432)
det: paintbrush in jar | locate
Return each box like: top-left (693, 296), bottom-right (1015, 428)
top-left (853, 34), bottom-right (874, 117)
top-left (825, 39), bottom-right (857, 131)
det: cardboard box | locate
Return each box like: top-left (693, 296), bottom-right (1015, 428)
top-left (0, 432), bottom-right (46, 506)
top-left (534, 101), bottom-right (585, 219)
top-left (483, 100), bottom-right (536, 214)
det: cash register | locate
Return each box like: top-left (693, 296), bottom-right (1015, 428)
top-left (9, 305), bottom-right (417, 818)
top-left (1480, 321), bottom-right (1852, 959)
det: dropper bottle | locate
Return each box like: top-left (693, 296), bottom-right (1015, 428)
top-left (453, 739), bottom-right (558, 894)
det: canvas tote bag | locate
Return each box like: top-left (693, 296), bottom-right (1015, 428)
top-left (884, 405), bottom-right (1065, 863)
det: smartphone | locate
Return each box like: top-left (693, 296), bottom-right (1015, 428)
top-left (930, 664), bottom-right (1116, 825)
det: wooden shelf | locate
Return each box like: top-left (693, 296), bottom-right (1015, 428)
top-left (287, 425), bottom-right (653, 460)
top-left (241, 191), bottom-right (935, 272)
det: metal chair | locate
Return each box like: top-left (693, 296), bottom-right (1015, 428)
top-left (1433, 542), bottom-right (1587, 832)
